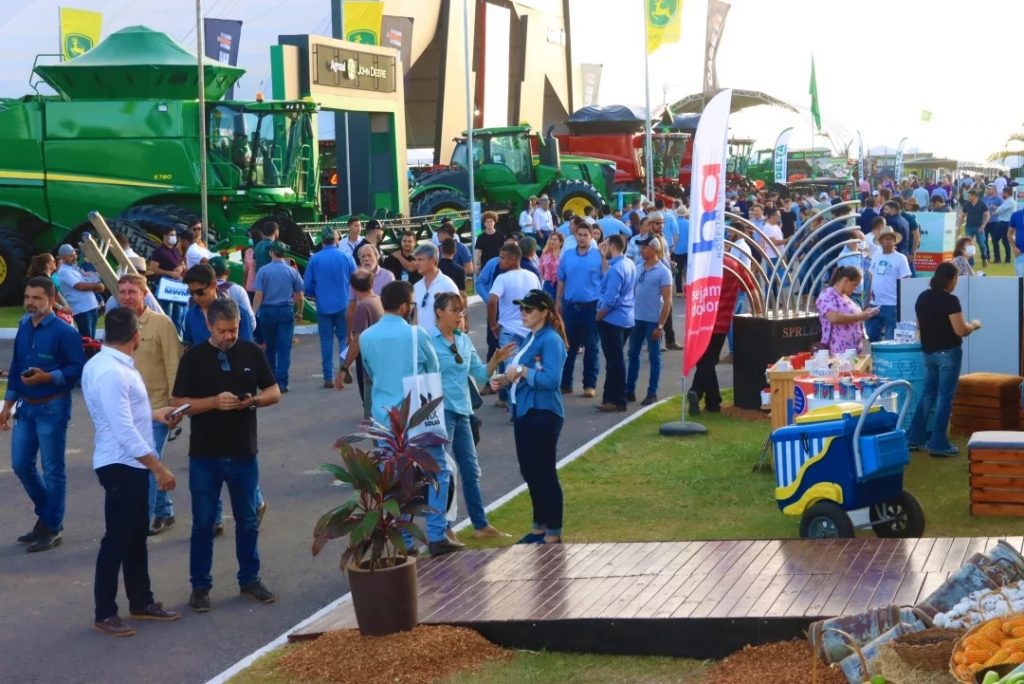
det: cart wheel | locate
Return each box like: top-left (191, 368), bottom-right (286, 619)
top-left (869, 490), bottom-right (925, 538)
top-left (799, 501), bottom-right (855, 539)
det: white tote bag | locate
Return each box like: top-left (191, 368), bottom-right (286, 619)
top-left (402, 326), bottom-right (447, 439)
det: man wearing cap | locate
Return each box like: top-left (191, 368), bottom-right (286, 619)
top-left (557, 220), bottom-right (602, 398)
top-left (209, 256), bottom-right (256, 332)
top-left (253, 242), bottom-right (305, 393)
top-left (412, 243), bottom-right (459, 336)
top-left (2, 276), bottom-right (85, 552)
top-left (56, 243), bottom-right (105, 338)
top-left (958, 190), bottom-right (990, 267)
top-left (339, 216), bottom-right (363, 261)
top-left (304, 228), bottom-right (357, 388)
top-left (358, 219), bottom-right (384, 259)
top-left (626, 235), bottom-right (672, 406)
top-left (595, 235), bottom-right (636, 412)
top-left (865, 226), bottom-right (910, 342)
top-left (149, 227), bottom-right (187, 333)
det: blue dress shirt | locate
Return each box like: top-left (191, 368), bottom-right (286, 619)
top-left (254, 260), bottom-right (304, 306)
top-left (557, 244), bottom-right (602, 303)
top-left (431, 328), bottom-right (489, 416)
top-left (508, 325), bottom-right (567, 419)
top-left (303, 245), bottom-right (356, 315)
top-left (360, 314), bottom-right (439, 425)
top-left (5, 312), bottom-right (85, 401)
top-left (673, 217), bottom-right (690, 255)
top-left (597, 216), bottom-right (630, 237)
top-left (598, 255), bottom-right (637, 328)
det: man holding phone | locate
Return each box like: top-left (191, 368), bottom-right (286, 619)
top-left (1, 277), bottom-right (85, 553)
top-left (83, 307), bottom-right (183, 637)
top-left (171, 298), bottom-right (281, 612)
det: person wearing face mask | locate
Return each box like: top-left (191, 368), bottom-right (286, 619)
top-left (951, 237), bottom-right (976, 276)
top-left (149, 226), bottom-right (186, 334)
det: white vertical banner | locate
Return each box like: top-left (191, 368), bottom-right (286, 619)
top-left (894, 136), bottom-right (908, 182)
top-left (772, 127), bottom-right (794, 185)
top-left (857, 130), bottom-right (865, 185)
top-left (682, 89), bottom-right (732, 377)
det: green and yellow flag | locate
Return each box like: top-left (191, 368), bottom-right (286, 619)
top-left (646, 0), bottom-right (682, 54)
top-left (343, 0), bottom-right (383, 46)
top-left (59, 7), bottom-right (102, 61)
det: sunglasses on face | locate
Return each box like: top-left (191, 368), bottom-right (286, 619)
top-left (217, 350), bottom-right (230, 372)
top-left (449, 342), bottom-right (463, 364)
top-left (520, 305), bottom-right (536, 314)
top-left (189, 286), bottom-right (208, 297)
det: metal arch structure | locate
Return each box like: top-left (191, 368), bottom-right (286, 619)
top-left (670, 89), bottom-right (800, 115)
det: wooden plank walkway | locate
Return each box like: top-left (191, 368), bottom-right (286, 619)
top-left (290, 537), bottom-right (1020, 657)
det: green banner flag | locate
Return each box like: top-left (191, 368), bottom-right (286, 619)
top-left (809, 56), bottom-right (821, 131)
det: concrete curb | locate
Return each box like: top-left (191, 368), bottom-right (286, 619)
top-left (204, 394), bottom-right (672, 684)
top-left (0, 296), bottom-right (485, 341)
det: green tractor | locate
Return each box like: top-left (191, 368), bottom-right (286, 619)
top-left (410, 125), bottom-right (614, 232)
top-left (0, 25), bottom-right (320, 302)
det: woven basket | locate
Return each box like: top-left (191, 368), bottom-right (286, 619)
top-left (949, 590), bottom-right (1024, 682)
top-left (891, 628), bottom-right (965, 672)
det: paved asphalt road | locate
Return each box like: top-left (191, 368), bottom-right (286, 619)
top-left (0, 298), bottom-right (732, 683)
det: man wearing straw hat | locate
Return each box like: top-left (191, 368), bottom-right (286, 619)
top-left (864, 225), bottom-right (911, 342)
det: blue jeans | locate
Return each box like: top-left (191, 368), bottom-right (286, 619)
top-left (561, 302), bottom-right (600, 391)
top-left (966, 225), bottom-right (990, 261)
top-left (865, 304), bottom-right (897, 341)
top-left (597, 320), bottom-right (629, 406)
top-left (907, 347), bottom-right (963, 453)
top-left (626, 321), bottom-right (662, 397)
top-left (73, 309), bottom-right (99, 338)
top-left (12, 393), bottom-right (71, 532)
top-left (400, 444), bottom-right (451, 546)
top-left (498, 329), bottom-right (527, 403)
top-left (445, 410), bottom-right (487, 529)
top-left (148, 421), bottom-right (173, 521)
top-left (259, 304), bottom-right (296, 390)
top-left (189, 457), bottom-right (261, 590)
top-left (158, 299), bottom-right (185, 336)
top-left (316, 310), bottom-right (347, 382)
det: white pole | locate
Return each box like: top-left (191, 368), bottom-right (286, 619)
top-left (196, 0), bottom-right (210, 243)
top-left (642, 2), bottom-right (654, 201)
top-left (463, 0), bottom-right (476, 252)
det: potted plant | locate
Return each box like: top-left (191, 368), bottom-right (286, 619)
top-left (312, 393), bottom-right (445, 636)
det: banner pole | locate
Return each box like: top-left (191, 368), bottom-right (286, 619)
top-left (642, 1), bottom-right (654, 200)
top-left (196, 0), bottom-right (210, 243)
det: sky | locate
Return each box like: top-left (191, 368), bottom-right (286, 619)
top-left (2, 0), bottom-right (1021, 163)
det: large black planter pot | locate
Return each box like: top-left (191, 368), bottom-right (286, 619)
top-left (348, 556), bottom-right (418, 636)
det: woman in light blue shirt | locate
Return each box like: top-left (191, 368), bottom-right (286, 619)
top-left (431, 293), bottom-right (515, 539)
top-left (492, 289), bottom-right (568, 544)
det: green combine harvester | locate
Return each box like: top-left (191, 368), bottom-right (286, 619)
top-left (0, 25), bottom-right (321, 302)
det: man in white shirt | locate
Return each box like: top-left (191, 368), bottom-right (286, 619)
top-left (488, 241), bottom-right (541, 407)
top-left (56, 243), bottom-right (104, 338)
top-left (412, 243), bottom-right (459, 336)
top-left (865, 226), bottom-right (910, 342)
top-left (339, 216), bottom-right (363, 260)
top-left (532, 196), bottom-right (554, 240)
top-left (180, 229), bottom-right (212, 269)
top-left (83, 307), bottom-right (182, 637)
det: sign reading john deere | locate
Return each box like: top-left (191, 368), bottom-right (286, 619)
top-left (312, 44), bottom-right (396, 94)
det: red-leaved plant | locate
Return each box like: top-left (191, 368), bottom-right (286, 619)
top-left (312, 393), bottom-right (446, 571)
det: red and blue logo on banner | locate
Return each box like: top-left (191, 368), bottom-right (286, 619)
top-left (683, 90), bottom-right (732, 377)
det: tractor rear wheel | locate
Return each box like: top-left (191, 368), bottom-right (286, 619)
top-left (412, 190), bottom-right (469, 221)
top-left (0, 228), bottom-right (30, 304)
top-left (545, 179), bottom-right (603, 219)
top-left (118, 205), bottom-right (198, 261)
top-left (252, 214), bottom-right (312, 259)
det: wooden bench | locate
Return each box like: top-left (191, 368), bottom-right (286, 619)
top-left (970, 431), bottom-right (1024, 516)
top-left (952, 373), bottom-right (1023, 436)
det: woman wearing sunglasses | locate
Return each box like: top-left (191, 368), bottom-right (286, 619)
top-left (431, 292), bottom-right (516, 539)
top-left (490, 289), bottom-right (569, 544)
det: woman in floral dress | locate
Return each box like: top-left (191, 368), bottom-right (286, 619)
top-left (815, 266), bottom-right (880, 355)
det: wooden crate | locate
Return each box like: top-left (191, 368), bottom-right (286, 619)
top-left (970, 447), bottom-right (1024, 516)
top-left (766, 356), bottom-right (871, 431)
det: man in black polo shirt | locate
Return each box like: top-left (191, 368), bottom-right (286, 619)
top-left (439, 238), bottom-right (467, 311)
top-left (959, 189), bottom-right (991, 266)
top-left (171, 298), bottom-right (281, 612)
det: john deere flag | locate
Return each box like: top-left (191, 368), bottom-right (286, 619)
top-left (59, 7), bottom-right (102, 61)
top-left (646, 0), bottom-right (682, 54)
top-left (343, 0), bottom-right (383, 46)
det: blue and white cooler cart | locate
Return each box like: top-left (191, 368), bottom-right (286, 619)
top-left (770, 380), bottom-right (925, 538)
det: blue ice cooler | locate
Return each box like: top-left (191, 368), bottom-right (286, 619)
top-left (771, 402), bottom-right (906, 517)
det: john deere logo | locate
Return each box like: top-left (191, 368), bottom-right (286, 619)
top-left (64, 33), bottom-right (94, 59)
top-left (346, 29), bottom-right (377, 45)
top-left (648, 0), bottom-right (678, 26)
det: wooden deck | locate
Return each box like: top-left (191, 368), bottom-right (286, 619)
top-left (291, 537), bottom-right (1023, 657)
